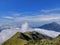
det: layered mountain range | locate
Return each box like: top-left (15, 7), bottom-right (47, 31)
top-left (0, 22), bottom-right (60, 45)
top-left (0, 22), bottom-right (60, 32)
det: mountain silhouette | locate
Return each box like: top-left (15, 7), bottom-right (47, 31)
top-left (39, 22), bottom-right (60, 32)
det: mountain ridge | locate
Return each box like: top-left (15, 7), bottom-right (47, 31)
top-left (2, 31), bottom-right (52, 45)
top-left (39, 22), bottom-right (60, 32)
top-left (2, 31), bottom-right (60, 45)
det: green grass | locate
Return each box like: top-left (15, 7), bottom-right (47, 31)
top-left (2, 32), bottom-right (60, 45)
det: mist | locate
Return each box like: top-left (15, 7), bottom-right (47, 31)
top-left (0, 22), bottom-right (60, 45)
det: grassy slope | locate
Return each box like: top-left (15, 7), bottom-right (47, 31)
top-left (2, 32), bottom-right (60, 45)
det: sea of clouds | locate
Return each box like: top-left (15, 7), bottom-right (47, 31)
top-left (0, 22), bottom-right (60, 45)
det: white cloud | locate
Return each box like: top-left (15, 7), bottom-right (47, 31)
top-left (11, 13), bottom-right (21, 17)
top-left (0, 23), bottom-right (60, 45)
top-left (40, 16), bottom-right (60, 21)
top-left (1, 13), bottom-right (60, 25)
top-left (41, 8), bottom-right (60, 13)
top-left (12, 13), bottom-right (60, 23)
top-left (3, 16), bottom-right (14, 19)
top-left (1, 8), bottom-right (60, 24)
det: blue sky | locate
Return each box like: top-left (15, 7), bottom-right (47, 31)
top-left (0, 0), bottom-right (60, 15)
top-left (0, 0), bottom-right (58, 12)
top-left (0, 0), bottom-right (60, 26)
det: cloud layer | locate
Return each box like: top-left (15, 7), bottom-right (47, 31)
top-left (2, 13), bottom-right (60, 22)
top-left (0, 22), bottom-right (60, 45)
top-left (0, 8), bottom-right (60, 26)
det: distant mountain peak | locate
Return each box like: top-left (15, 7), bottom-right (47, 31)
top-left (50, 22), bottom-right (57, 24)
top-left (39, 22), bottom-right (60, 32)
top-left (48, 22), bottom-right (59, 26)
